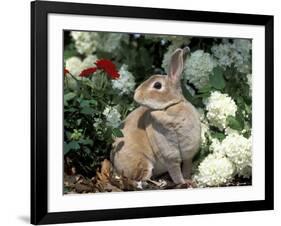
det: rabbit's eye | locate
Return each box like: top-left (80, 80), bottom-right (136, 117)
top-left (153, 82), bottom-right (162, 89)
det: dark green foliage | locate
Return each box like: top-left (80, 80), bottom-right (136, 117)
top-left (209, 66), bottom-right (225, 90)
top-left (63, 31), bottom-right (252, 182)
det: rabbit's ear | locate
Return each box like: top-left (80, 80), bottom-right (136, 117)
top-left (168, 47), bottom-right (189, 84)
top-left (182, 46), bottom-right (190, 62)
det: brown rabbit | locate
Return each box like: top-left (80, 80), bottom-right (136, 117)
top-left (110, 48), bottom-right (201, 185)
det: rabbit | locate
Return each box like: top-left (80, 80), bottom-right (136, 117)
top-left (110, 48), bottom-right (201, 185)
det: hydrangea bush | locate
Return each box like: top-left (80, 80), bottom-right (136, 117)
top-left (64, 31), bottom-right (252, 187)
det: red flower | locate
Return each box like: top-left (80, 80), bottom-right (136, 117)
top-left (79, 67), bottom-right (97, 77)
top-left (64, 68), bottom-right (69, 76)
top-left (95, 59), bottom-right (120, 79)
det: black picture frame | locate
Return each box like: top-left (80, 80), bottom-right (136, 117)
top-left (31, 0), bottom-right (274, 224)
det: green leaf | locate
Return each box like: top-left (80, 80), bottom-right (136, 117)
top-left (198, 84), bottom-right (212, 93)
top-left (210, 67), bottom-right (225, 90)
top-left (245, 104), bottom-right (251, 115)
top-left (80, 107), bottom-right (95, 115)
top-left (236, 112), bottom-right (245, 128)
top-left (80, 100), bottom-right (90, 108)
top-left (80, 100), bottom-right (98, 108)
top-left (64, 107), bottom-right (77, 113)
top-left (79, 138), bottom-right (93, 146)
top-left (181, 84), bottom-right (193, 102)
top-left (68, 140), bottom-right (80, 150)
top-left (63, 142), bottom-right (70, 155)
top-left (64, 92), bottom-right (76, 102)
top-left (88, 100), bottom-right (97, 106)
top-left (64, 141), bottom-right (80, 154)
top-left (211, 131), bottom-right (225, 141)
top-left (104, 128), bottom-right (113, 143)
top-left (112, 128), bottom-right (124, 137)
top-left (227, 115), bottom-right (242, 130)
top-left (63, 43), bottom-right (77, 60)
top-left (76, 119), bottom-right (82, 126)
top-left (65, 131), bottom-right (72, 140)
top-left (195, 92), bottom-right (211, 98)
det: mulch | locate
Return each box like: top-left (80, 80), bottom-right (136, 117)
top-left (64, 159), bottom-right (251, 194)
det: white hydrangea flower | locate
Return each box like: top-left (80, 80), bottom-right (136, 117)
top-left (93, 118), bottom-right (103, 128)
top-left (200, 122), bottom-right (209, 147)
top-left (64, 57), bottom-right (82, 90)
top-left (71, 31), bottom-right (128, 55)
top-left (197, 108), bottom-right (205, 121)
top-left (97, 33), bottom-right (129, 53)
top-left (65, 55), bottom-right (98, 76)
top-left (149, 35), bottom-right (190, 46)
top-left (211, 42), bottom-right (233, 68)
top-left (247, 74), bottom-right (252, 96)
top-left (103, 106), bottom-right (121, 128)
top-left (81, 55), bottom-right (98, 69)
top-left (193, 153), bottom-right (235, 187)
top-left (183, 50), bottom-right (217, 89)
top-left (224, 127), bottom-right (239, 135)
top-left (65, 55), bottom-right (98, 91)
top-left (233, 39), bottom-right (252, 74)
top-left (233, 39), bottom-right (252, 57)
top-left (211, 39), bottom-right (251, 74)
top-left (112, 65), bottom-right (136, 95)
top-left (208, 133), bottom-right (252, 179)
top-left (65, 57), bottom-right (83, 76)
top-left (197, 108), bottom-right (210, 147)
top-left (220, 133), bottom-right (252, 178)
top-left (209, 138), bottom-right (223, 156)
top-left (71, 32), bottom-right (99, 55)
top-left (204, 91), bottom-right (237, 130)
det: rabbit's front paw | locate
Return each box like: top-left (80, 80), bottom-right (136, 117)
top-left (176, 179), bottom-right (197, 189)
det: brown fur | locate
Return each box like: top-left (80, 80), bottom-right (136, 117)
top-left (111, 48), bottom-right (201, 184)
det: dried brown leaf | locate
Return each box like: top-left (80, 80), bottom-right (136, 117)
top-left (75, 183), bottom-right (95, 193)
